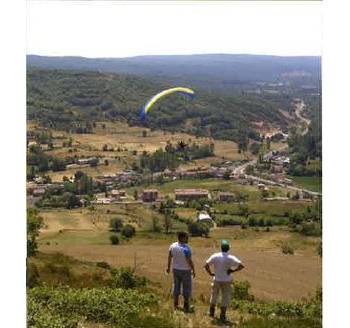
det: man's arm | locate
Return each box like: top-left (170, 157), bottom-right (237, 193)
top-left (204, 262), bottom-right (215, 277)
top-left (227, 263), bottom-right (245, 274)
top-left (185, 257), bottom-right (196, 278)
top-left (166, 251), bottom-right (172, 274)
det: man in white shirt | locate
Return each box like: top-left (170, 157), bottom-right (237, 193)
top-left (204, 240), bottom-right (244, 322)
top-left (166, 231), bottom-right (195, 312)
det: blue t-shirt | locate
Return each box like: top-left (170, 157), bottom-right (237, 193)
top-left (169, 242), bottom-right (192, 270)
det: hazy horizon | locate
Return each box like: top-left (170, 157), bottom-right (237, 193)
top-left (27, 53), bottom-right (321, 59)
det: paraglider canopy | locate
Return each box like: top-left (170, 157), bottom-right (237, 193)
top-left (140, 87), bottom-right (195, 122)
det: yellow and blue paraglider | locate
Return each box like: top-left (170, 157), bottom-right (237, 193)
top-left (140, 87), bottom-right (195, 121)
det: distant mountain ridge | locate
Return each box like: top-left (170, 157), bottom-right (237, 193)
top-left (27, 54), bottom-right (321, 93)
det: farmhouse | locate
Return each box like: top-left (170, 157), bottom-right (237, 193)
top-left (197, 212), bottom-right (213, 223)
top-left (110, 189), bottom-right (126, 200)
top-left (77, 157), bottom-right (98, 165)
top-left (33, 188), bottom-right (46, 197)
top-left (94, 197), bottom-right (113, 205)
top-left (175, 189), bottom-right (209, 201)
top-left (218, 192), bottom-right (235, 202)
top-left (142, 189), bottom-right (159, 202)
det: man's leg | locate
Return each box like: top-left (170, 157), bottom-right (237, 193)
top-left (172, 270), bottom-right (181, 309)
top-left (220, 282), bottom-right (232, 322)
top-left (182, 270), bottom-right (192, 313)
top-left (209, 281), bottom-right (219, 317)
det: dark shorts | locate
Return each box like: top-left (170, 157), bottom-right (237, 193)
top-left (172, 269), bottom-right (192, 300)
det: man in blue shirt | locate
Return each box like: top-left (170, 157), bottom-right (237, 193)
top-left (167, 231), bottom-right (195, 312)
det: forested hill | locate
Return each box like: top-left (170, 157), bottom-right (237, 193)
top-left (27, 54), bottom-right (321, 93)
top-left (27, 68), bottom-right (290, 142)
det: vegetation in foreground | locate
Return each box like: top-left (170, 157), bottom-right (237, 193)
top-left (27, 251), bottom-right (321, 328)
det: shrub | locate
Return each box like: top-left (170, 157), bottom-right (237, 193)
top-left (300, 222), bottom-right (321, 237)
top-left (151, 216), bottom-right (162, 233)
top-left (27, 262), bottom-right (40, 288)
top-left (188, 221), bottom-right (210, 237)
top-left (96, 261), bottom-right (111, 270)
top-left (27, 208), bottom-right (44, 257)
top-left (111, 267), bottom-right (147, 289)
top-left (232, 280), bottom-right (255, 301)
top-left (110, 234), bottom-right (120, 245)
top-left (121, 224), bottom-right (136, 238)
top-left (110, 217), bottom-right (123, 232)
top-left (27, 286), bottom-right (158, 328)
top-left (281, 242), bottom-right (294, 255)
top-left (216, 217), bottom-right (242, 227)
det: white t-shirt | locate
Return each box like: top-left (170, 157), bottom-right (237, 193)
top-left (169, 242), bottom-right (192, 271)
top-left (206, 252), bottom-right (241, 282)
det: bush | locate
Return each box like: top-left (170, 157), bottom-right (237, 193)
top-left (151, 216), bottom-right (162, 233)
top-left (121, 224), bottom-right (136, 238)
top-left (300, 222), bottom-right (321, 237)
top-left (27, 286), bottom-right (158, 328)
top-left (232, 289), bottom-right (322, 323)
top-left (111, 267), bottom-right (147, 289)
top-left (281, 242), bottom-right (294, 255)
top-left (110, 234), bottom-right (120, 245)
top-left (188, 221), bottom-right (210, 237)
top-left (216, 216), bottom-right (242, 227)
top-left (232, 280), bottom-right (255, 301)
top-left (96, 261), bottom-right (111, 270)
top-left (110, 217), bottom-right (123, 232)
top-left (27, 208), bottom-right (44, 257)
top-left (27, 262), bottom-right (40, 288)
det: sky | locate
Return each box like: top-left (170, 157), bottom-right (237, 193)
top-left (27, 1), bottom-right (322, 58)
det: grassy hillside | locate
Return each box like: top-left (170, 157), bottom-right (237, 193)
top-left (27, 68), bottom-right (290, 143)
top-left (27, 54), bottom-right (321, 92)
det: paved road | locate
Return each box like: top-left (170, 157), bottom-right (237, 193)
top-left (232, 159), bottom-right (321, 197)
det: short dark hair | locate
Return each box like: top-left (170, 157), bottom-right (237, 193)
top-left (177, 231), bottom-right (188, 241)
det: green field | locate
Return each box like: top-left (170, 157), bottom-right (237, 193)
top-left (127, 178), bottom-right (289, 201)
top-left (290, 176), bottom-right (322, 193)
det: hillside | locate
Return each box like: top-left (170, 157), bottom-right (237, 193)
top-left (27, 68), bottom-right (291, 142)
top-left (27, 54), bottom-right (321, 93)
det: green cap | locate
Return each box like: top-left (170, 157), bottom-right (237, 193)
top-left (221, 240), bottom-right (230, 252)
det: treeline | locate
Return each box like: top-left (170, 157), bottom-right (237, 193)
top-left (137, 142), bottom-right (214, 173)
top-left (27, 144), bottom-right (100, 179)
top-left (27, 68), bottom-right (289, 143)
top-left (35, 171), bottom-right (105, 209)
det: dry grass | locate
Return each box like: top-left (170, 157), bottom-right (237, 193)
top-left (41, 121), bottom-right (250, 181)
top-left (38, 207), bottom-right (321, 302)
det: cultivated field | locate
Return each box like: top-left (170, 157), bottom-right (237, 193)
top-left (38, 121), bottom-right (248, 182)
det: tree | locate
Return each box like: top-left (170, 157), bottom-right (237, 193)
top-left (66, 193), bottom-right (81, 209)
top-left (238, 203), bottom-right (249, 218)
top-left (110, 217), bottom-right (123, 232)
top-left (51, 158), bottom-right (66, 172)
top-left (89, 158), bottom-right (99, 167)
top-left (249, 142), bottom-right (260, 155)
top-left (27, 208), bottom-right (44, 257)
top-left (121, 224), bottom-right (136, 238)
top-left (110, 234), bottom-right (119, 245)
top-left (223, 170), bottom-right (231, 180)
top-left (151, 216), bottom-right (161, 233)
top-left (188, 222), bottom-right (210, 237)
top-left (164, 211), bottom-right (173, 234)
